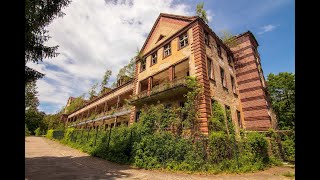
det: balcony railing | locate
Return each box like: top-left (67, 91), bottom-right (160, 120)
top-left (69, 105), bottom-right (132, 127)
top-left (131, 77), bottom-right (187, 101)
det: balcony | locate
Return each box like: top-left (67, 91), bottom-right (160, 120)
top-left (69, 105), bottom-right (132, 127)
top-left (130, 77), bottom-right (188, 106)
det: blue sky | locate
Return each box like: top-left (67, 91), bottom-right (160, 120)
top-left (27, 0), bottom-right (294, 114)
top-left (177, 0), bottom-right (295, 76)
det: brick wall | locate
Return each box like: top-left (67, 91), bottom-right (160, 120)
top-left (231, 32), bottom-right (272, 131)
top-left (191, 22), bottom-right (211, 135)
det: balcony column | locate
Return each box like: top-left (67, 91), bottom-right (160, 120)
top-left (147, 76), bottom-right (153, 96)
top-left (116, 96), bottom-right (120, 109)
top-left (169, 66), bottom-right (175, 81)
top-left (104, 102), bottom-right (108, 114)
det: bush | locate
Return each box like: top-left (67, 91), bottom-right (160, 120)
top-left (25, 125), bottom-right (31, 136)
top-left (46, 129), bottom-right (54, 139)
top-left (246, 132), bottom-right (269, 164)
top-left (208, 131), bottom-right (231, 163)
top-left (282, 135), bottom-right (295, 162)
top-left (34, 127), bottom-right (42, 136)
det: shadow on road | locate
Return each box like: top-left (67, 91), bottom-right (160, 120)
top-left (25, 155), bottom-right (133, 180)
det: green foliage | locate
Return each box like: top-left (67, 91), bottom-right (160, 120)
top-left (25, 108), bottom-right (45, 135)
top-left (209, 101), bottom-right (226, 132)
top-left (208, 131), bottom-right (231, 163)
top-left (219, 30), bottom-right (237, 47)
top-left (225, 107), bottom-right (235, 136)
top-left (25, 81), bottom-right (39, 110)
top-left (182, 76), bottom-right (202, 137)
top-left (46, 129), bottom-right (64, 140)
top-left (267, 72), bottom-right (295, 130)
top-left (88, 83), bottom-right (99, 99)
top-left (99, 69), bottom-right (112, 94)
top-left (43, 113), bottom-right (64, 130)
top-left (34, 127), bottom-right (42, 136)
top-left (46, 129), bottom-right (54, 139)
top-left (281, 135), bottom-right (295, 162)
top-left (46, 77), bottom-right (286, 174)
top-left (196, 2), bottom-right (209, 24)
top-left (246, 132), bottom-right (269, 163)
top-left (25, 124), bottom-right (31, 136)
top-left (112, 57), bottom-right (135, 88)
top-left (64, 95), bottom-right (86, 114)
top-left (25, 0), bottom-right (72, 83)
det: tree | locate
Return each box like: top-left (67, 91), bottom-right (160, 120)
top-left (196, 2), bottom-right (208, 24)
top-left (267, 72), bottom-right (295, 130)
top-left (219, 30), bottom-right (237, 47)
top-left (25, 0), bottom-right (72, 84)
top-left (99, 70), bottom-right (112, 94)
top-left (25, 109), bottom-right (46, 135)
top-left (88, 82), bottom-right (99, 99)
top-left (25, 81), bottom-right (40, 110)
top-left (111, 56), bottom-right (136, 88)
top-left (64, 94), bottom-right (86, 114)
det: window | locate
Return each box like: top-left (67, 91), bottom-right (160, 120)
top-left (111, 123), bottom-right (114, 128)
top-left (220, 67), bottom-right (227, 88)
top-left (231, 75), bottom-right (236, 94)
top-left (179, 101), bottom-right (185, 108)
top-left (135, 111), bottom-right (141, 122)
top-left (151, 52), bottom-right (157, 66)
top-left (204, 31), bottom-right (209, 46)
top-left (140, 58), bottom-right (146, 72)
top-left (237, 110), bottom-right (242, 128)
top-left (217, 43), bottom-right (222, 57)
top-left (165, 103), bottom-right (172, 109)
top-left (116, 122), bottom-right (121, 127)
top-left (179, 33), bottom-right (188, 49)
top-left (227, 54), bottom-right (234, 65)
top-left (163, 43), bottom-right (171, 58)
top-left (207, 58), bottom-right (214, 80)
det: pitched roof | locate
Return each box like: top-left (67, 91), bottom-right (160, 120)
top-left (139, 13), bottom-right (197, 55)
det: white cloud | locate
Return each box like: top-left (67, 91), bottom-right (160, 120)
top-left (258, 24), bottom-right (278, 35)
top-left (29, 0), bottom-right (194, 114)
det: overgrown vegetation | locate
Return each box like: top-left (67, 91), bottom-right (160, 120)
top-left (25, 0), bottom-right (72, 83)
top-left (196, 2), bottom-right (209, 24)
top-left (267, 72), bottom-right (295, 162)
top-left (46, 76), bottom-right (286, 173)
top-left (64, 94), bottom-right (86, 114)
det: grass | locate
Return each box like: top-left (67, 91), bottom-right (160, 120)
top-left (282, 171), bottom-right (295, 178)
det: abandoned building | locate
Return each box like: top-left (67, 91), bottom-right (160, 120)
top-left (62, 13), bottom-right (277, 135)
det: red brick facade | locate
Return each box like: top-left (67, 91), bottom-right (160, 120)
top-left (191, 22), bottom-right (211, 135)
top-left (231, 32), bottom-right (272, 131)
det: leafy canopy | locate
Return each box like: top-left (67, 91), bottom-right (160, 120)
top-left (25, 0), bottom-right (72, 83)
top-left (267, 72), bottom-right (295, 130)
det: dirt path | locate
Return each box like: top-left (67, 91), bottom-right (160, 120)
top-left (25, 136), bottom-right (294, 180)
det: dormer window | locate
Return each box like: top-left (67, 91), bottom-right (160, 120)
top-left (179, 33), bottom-right (188, 49)
top-left (151, 52), bottom-right (157, 66)
top-left (140, 58), bottom-right (146, 72)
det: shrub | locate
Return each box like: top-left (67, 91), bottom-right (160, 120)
top-left (34, 127), bottom-right (42, 136)
top-left (208, 131), bottom-right (231, 163)
top-left (25, 125), bottom-right (31, 136)
top-left (246, 132), bottom-right (269, 164)
top-left (46, 129), bottom-right (54, 139)
top-left (282, 135), bottom-right (295, 162)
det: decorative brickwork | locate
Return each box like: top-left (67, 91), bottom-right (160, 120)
top-left (231, 32), bottom-right (272, 131)
top-left (191, 22), bottom-right (211, 135)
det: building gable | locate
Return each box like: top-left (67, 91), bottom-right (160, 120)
top-left (141, 13), bottom-right (196, 55)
